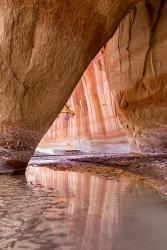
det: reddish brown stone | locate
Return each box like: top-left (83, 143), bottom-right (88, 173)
top-left (0, 126), bottom-right (41, 173)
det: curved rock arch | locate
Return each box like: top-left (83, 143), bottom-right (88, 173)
top-left (0, 0), bottom-right (157, 173)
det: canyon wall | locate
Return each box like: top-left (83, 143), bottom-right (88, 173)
top-left (104, 0), bottom-right (167, 154)
top-left (41, 51), bottom-right (126, 152)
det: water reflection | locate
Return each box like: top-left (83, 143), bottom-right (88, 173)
top-left (0, 166), bottom-right (167, 250)
top-left (26, 166), bottom-right (130, 250)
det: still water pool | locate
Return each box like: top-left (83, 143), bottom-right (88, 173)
top-left (0, 166), bottom-right (167, 250)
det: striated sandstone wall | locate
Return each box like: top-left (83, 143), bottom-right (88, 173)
top-left (104, 0), bottom-right (167, 154)
top-left (41, 52), bottom-right (126, 151)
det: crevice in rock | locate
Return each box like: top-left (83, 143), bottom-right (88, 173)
top-left (118, 26), bottom-right (122, 73)
top-left (126, 7), bottom-right (137, 83)
top-left (135, 0), bottom-right (164, 89)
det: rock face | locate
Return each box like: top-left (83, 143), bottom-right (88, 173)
top-left (0, 0), bottom-right (139, 173)
top-left (41, 51), bottom-right (126, 151)
top-left (104, 0), bottom-right (167, 154)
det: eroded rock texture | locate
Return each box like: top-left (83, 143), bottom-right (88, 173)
top-left (104, 0), bottom-right (167, 154)
top-left (41, 52), bottom-right (126, 151)
top-left (0, 0), bottom-right (139, 172)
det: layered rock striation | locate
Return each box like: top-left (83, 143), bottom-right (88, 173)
top-left (41, 51), bottom-right (126, 151)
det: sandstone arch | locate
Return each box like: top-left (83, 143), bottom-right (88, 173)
top-left (0, 0), bottom-right (141, 173)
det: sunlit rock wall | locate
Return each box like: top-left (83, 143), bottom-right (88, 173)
top-left (104, 0), bottom-right (167, 154)
top-left (41, 52), bottom-right (126, 151)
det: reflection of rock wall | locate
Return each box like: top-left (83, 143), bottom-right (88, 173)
top-left (104, 0), bottom-right (167, 153)
top-left (41, 52), bottom-right (126, 150)
top-left (26, 166), bottom-right (131, 250)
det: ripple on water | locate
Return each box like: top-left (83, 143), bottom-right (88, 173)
top-left (0, 167), bottom-right (167, 250)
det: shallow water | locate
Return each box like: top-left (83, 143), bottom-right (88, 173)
top-left (0, 167), bottom-right (167, 250)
